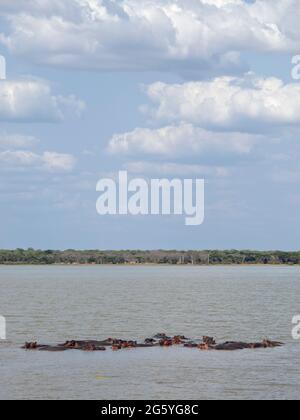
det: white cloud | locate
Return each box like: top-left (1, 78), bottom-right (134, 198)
top-left (0, 150), bottom-right (40, 166)
top-left (108, 123), bottom-right (265, 158)
top-left (0, 0), bottom-right (298, 72)
top-left (125, 161), bottom-right (230, 177)
top-left (0, 79), bottom-right (85, 122)
top-left (0, 149), bottom-right (76, 172)
top-left (144, 75), bottom-right (300, 131)
top-left (0, 133), bottom-right (39, 149)
top-left (42, 152), bottom-right (76, 172)
top-left (0, 132), bottom-right (76, 173)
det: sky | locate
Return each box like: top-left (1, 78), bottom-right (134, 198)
top-left (1, 0), bottom-right (300, 251)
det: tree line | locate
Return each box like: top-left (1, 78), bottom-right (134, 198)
top-left (0, 249), bottom-right (300, 265)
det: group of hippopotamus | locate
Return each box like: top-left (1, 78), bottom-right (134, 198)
top-left (22, 333), bottom-right (283, 352)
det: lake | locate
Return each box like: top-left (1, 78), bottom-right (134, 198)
top-left (0, 265), bottom-right (299, 400)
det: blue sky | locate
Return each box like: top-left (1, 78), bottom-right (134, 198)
top-left (1, 0), bottom-right (300, 250)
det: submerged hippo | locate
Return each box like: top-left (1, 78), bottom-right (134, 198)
top-left (23, 342), bottom-right (38, 350)
top-left (22, 334), bottom-right (284, 353)
top-left (144, 338), bottom-right (156, 344)
top-left (39, 346), bottom-right (68, 352)
top-left (214, 339), bottom-right (283, 351)
top-left (153, 333), bottom-right (171, 340)
top-left (214, 342), bottom-right (251, 351)
top-left (203, 336), bottom-right (216, 346)
top-left (159, 339), bottom-right (173, 347)
top-left (82, 343), bottom-right (106, 352)
top-left (198, 343), bottom-right (211, 351)
top-left (173, 335), bottom-right (188, 344)
top-left (184, 342), bottom-right (198, 348)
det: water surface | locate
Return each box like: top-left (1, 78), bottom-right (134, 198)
top-left (0, 265), bottom-right (299, 400)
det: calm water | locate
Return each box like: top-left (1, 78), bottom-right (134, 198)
top-left (0, 265), bottom-right (299, 400)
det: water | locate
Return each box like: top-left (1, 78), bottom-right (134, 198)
top-left (0, 265), bottom-right (299, 400)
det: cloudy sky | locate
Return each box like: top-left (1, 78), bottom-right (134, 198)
top-left (1, 0), bottom-right (300, 250)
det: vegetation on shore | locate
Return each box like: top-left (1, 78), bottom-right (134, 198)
top-left (0, 249), bottom-right (300, 265)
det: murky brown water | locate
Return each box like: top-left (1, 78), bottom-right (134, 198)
top-left (0, 265), bottom-right (299, 400)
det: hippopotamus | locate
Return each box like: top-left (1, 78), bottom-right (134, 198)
top-left (173, 335), bottom-right (188, 344)
top-left (203, 336), bottom-right (216, 346)
top-left (39, 346), bottom-right (68, 352)
top-left (23, 342), bottom-right (38, 350)
top-left (77, 342), bottom-right (106, 351)
top-left (145, 338), bottom-right (156, 344)
top-left (153, 333), bottom-right (171, 340)
top-left (62, 340), bottom-right (78, 349)
top-left (262, 339), bottom-right (283, 348)
top-left (159, 339), bottom-right (173, 347)
top-left (111, 344), bottom-right (122, 351)
top-left (23, 342), bottom-right (49, 350)
top-left (53, 340), bottom-right (107, 351)
top-left (198, 343), bottom-right (211, 351)
top-left (184, 342), bottom-right (198, 348)
top-left (214, 342), bottom-right (250, 351)
top-left (22, 334), bottom-right (284, 353)
top-left (214, 339), bottom-right (283, 351)
top-left (121, 341), bottom-right (137, 349)
top-left (136, 343), bottom-right (157, 348)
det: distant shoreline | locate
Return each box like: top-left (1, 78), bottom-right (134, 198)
top-left (1, 249), bottom-right (300, 266)
top-left (0, 263), bottom-right (299, 267)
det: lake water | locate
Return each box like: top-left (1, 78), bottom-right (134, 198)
top-left (0, 265), bottom-right (299, 400)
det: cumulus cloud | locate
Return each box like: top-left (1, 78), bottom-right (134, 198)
top-left (143, 75), bottom-right (300, 131)
top-left (0, 79), bottom-right (85, 122)
top-left (108, 123), bottom-right (265, 158)
top-left (0, 131), bottom-right (76, 173)
top-left (0, 150), bottom-right (40, 167)
top-left (42, 152), bottom-right (76, 172)
top-left (0, 149), bottom-right (76, 172)
top-left (0, 132), bottom-right (39, 149)
top-left (0, 0), bottom-right (298, 73)
top-left (125, 161), bottom-right (230, 177)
